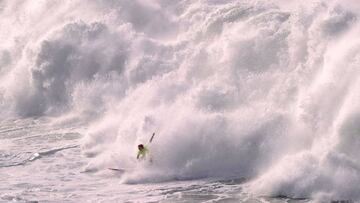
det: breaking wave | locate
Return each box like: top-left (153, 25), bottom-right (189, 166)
top-left (1, 0), bottom-right (360, 201)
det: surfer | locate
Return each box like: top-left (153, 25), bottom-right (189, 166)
top-left (136, 132), bottom-right (155, 161)
top-left (136, 144), bottom-right (149, 160)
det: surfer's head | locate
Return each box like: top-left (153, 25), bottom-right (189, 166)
top-left (138, 144), bottom-right (144, 150)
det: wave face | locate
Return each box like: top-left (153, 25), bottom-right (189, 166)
top-left (1, 0), bottom-right (360, 201)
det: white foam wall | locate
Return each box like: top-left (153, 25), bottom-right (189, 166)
top-left (1, 0), bottom-right (360, 201)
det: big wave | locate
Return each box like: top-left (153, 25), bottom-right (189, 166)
top-left (1, 0), bottom-right (360, 201)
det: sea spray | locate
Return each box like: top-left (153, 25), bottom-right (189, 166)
top-left (1, 0), bottom-right (360, 201)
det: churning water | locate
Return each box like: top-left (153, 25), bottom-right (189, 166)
top-left (1, 0), bottom-right (360, 202)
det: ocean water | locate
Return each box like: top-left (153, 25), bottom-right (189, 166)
top-left (1, 0), bottom-right (360, 202)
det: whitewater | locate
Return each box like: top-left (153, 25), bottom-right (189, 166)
top-left (1, 0), bottom-right (360, 202)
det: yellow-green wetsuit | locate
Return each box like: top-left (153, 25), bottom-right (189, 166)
top-left (137, 146), bottom-right (149, 160)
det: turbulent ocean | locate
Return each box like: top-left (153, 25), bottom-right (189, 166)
top-left (1, 0), bottom-right (360, 202)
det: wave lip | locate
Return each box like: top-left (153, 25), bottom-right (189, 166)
top-left (1, 0), bottom-right (360, 202)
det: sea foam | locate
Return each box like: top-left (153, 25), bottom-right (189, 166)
top-left (1, 0), bottom-right (360, 201)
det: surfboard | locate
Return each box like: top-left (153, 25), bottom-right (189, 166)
top-left (108, 168), bottom-right (126, 172)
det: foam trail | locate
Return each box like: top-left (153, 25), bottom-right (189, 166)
top-left (1, 0), bottom-right (360, 201)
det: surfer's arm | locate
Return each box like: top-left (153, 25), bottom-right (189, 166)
top-left (136, 151), bottom-right (140, 159)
